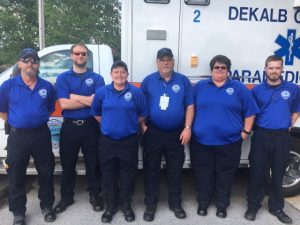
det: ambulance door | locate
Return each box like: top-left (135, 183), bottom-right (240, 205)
top-left (125, 0), bottom-right (181, 82)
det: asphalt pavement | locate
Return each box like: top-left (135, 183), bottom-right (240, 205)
top-left (0, 170), bottom-right (300, 225)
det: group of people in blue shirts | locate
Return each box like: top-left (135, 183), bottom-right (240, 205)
top-left (0, 44), bottom-right (299, 225)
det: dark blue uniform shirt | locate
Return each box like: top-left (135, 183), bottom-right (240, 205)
top-left (252, 80), bottom-right (300, 129)
top-left (0, 75), bottom-right (56, 128)
top-left (193, 78), bottom-right (259, 145)
top-left (90, 82), bottom-right (148, 140)
top-left (55, 69), bottom-right (105, 119)
top-left (141, 71), bottom-right (194, 131)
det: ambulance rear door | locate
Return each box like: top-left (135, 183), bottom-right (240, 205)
top-left (122, 0), bottom-right (181, 82)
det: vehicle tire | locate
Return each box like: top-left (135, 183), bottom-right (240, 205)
top-left (282, 136), bottom-right (300, 197)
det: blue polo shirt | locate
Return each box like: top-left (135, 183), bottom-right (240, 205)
top-left (55, 69), bottom-right (105, 119)
top-left (0, 75), bottom-right (56, 128)
top-left (193, 78), bottom-right (259, 145)
top-left (252, 80), bottom-right (300, 129)
top-left (90, 82), bottom-right (148, 140)
top-left (141, 71), bottom-right (194, 131)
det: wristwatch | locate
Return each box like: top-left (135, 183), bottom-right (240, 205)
top-left (243, 129), bottom-right (251, 135)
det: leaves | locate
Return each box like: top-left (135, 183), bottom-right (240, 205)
top-left (0, 0), bottom-right (120, 67)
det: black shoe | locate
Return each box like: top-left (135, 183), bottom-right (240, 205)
top-left (101, 208), bottom-right (117, 223)
top-left (197, 206), bottom-right (208, 216)
top-left (216, 208), bottom-right (227, 218)
top-left (42, 207), bottom-right (56, 222)
top-left (13, 215), bottom-right (26, 225)
top-left (143, 204), bottom-right (157, 222)
top-left (170, 206), bottom-right (187, 219)
top-left (101, 198), bottom-right (117, 223)
top-left (54, 199), bottom-right (74, 213)
top-left (269, 209), bottom-right (293, 224)
top-left (90, 195), bottom-right (104, 212)
top-left (244, 208), bottom-right (257, 221)
top-left (122, 202), bottom-right (135, 222)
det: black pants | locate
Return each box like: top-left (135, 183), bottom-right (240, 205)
top-left (59, 119), bottom-right (101, 201)
top-left (143, 125), bottom-right (185, 208)
top-left (98, 133), bottom-right (138, 203)
top-left (6, 125), bottom-right (55, 216)
top-left (247, 128), bottom-right (289, 211)
top-left (4, 121), bottom-right (11, 134)
top-left (190, 139), bottom-right (242, 209)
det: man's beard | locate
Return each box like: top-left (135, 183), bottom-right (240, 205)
top-left (267, 73), bottom-right (281, 82)
top-left (25, 67), bottom-right (38, 77)
top-left (74, 61), bottom-right (87, 68)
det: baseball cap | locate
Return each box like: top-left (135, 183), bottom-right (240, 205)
top-left (19, 48), bottom-right (40, 61)
top-left (157, 48), bottom-right (173, 59)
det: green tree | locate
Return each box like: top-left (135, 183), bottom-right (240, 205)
top-left (0, 0), bottom-right (39, 66)
top-left (45, 0), bottom-right (121, 60)
top-left (0, 0), bottom-right (120, 68)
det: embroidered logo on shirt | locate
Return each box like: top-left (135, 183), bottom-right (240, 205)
top-left (172, 84), bottom-right (180, 93)
top-left (226, 88), bottom-right (234, 95)
top-left (124, 92), bottom-right (132, 101)
top-left (281, 90), bottom-right (291, 100)
top-left (39, 89), bottom-right (47, 98)
top-left (85, 78), bottom-right (94, 86)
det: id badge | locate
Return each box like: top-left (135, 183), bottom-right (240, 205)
top-left (159, 93), bottom-right (170, 110)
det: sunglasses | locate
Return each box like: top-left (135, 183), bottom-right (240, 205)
top-left (213, 66), bottom-right (227, 70)
top-left (72, 52), bottom-right (87, 56)
top-left (21, 58), bottom-right (39, 65)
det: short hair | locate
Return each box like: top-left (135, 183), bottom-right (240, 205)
top-left (265, 55), bottom-right (283, 67)
top-left (111, 60), bottom-right (128, 72)
top-left (70, 43), bottom-right (89, 54)
top-left (209, 55), bottom-right (231, 71)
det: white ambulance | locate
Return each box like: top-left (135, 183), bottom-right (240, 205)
top-left (0, 44), bottom-right (113, 174)
top-left (121, 0), bottom-right (300, 196)
top-left (0, 0), bottom-right (299, 196)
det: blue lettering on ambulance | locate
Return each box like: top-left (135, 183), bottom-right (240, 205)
top-left (229, 70), bottom-right (300, 84)
top-left (252, 70), bottom-right (264, 84)
top-left (295, 10), bottom-right (300, 23)
top-left (193, 9), bottom-right (201, 23)
top-left (285, 71), bottom-right (295, 82)
top-left (228, 6), bottom-right (287, 22)
top-left (249, 8), bottom-right (258, 21)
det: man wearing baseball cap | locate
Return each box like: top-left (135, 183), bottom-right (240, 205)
top-left (140, 47), bottom-right (194, 221)
top-left (0, 48), bottom-right (56, 225)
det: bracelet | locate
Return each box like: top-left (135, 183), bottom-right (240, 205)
top-left (243, 129), bottom-right (251, 135)
top-left (185, 125), bottom-right (191, 129)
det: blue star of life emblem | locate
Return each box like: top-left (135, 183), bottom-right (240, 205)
top-left (275, 29), bottom-right (300, 66)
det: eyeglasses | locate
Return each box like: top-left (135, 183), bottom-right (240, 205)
top-left (72, 52), bottom-right (87, 56)
top-left (213, 66), bottom-right (227, 70)
top-left (21, 58), bottom-right (39, 65)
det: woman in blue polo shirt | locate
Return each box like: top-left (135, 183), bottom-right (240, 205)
top-left (90, 60), bottom-right (148, 223)
top-left (191, 55), bottom-right (259, 218)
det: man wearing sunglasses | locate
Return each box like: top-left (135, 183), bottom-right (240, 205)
top-left (55, 43), bottom-right (105, 214)
top-left (0, 48), bottom-right (56, 225)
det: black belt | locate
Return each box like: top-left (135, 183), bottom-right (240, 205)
top-left (10, 124), bottom-right (48, 133)
top-left (147, 123), bottom-right (182, 135)
top-left (256, 127), bottom-right (288, 135)
top-left (64, 117), bottom-right (96, 125)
